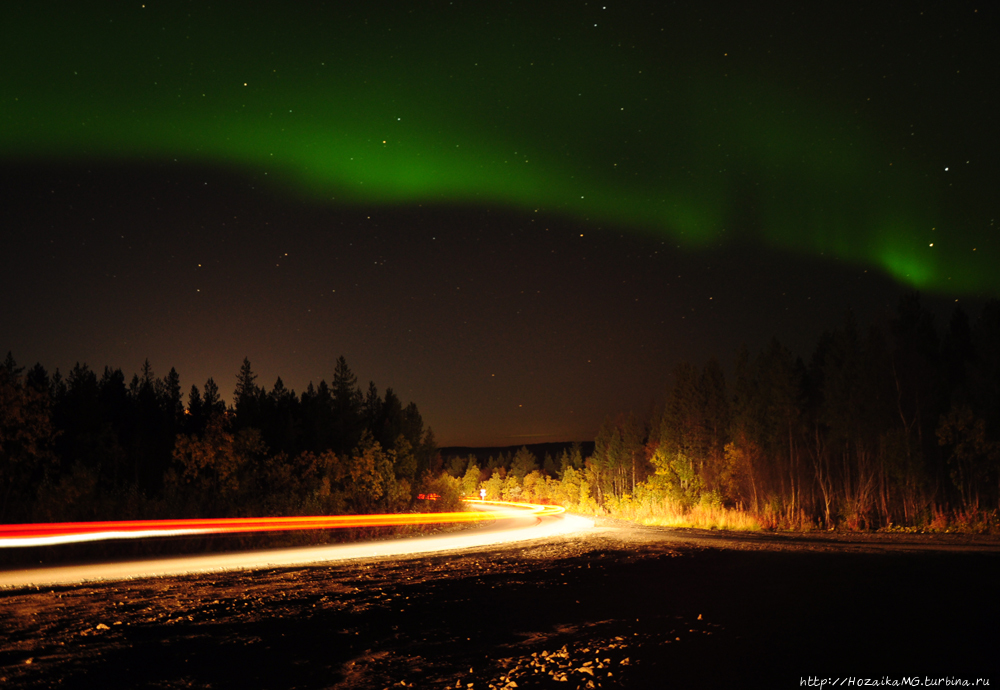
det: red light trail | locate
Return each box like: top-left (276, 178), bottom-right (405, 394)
top-left (0, 501), bottom-right (565, 548)
top-left (0, 502), bottom-right (587, 589)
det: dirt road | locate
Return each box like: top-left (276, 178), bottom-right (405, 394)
top-left (2, 521), bottom-right (997, 688)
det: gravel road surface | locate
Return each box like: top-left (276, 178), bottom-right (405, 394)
top-left (2, 520), bottom-right (997, 689)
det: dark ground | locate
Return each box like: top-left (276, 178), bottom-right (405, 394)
top-left (1, 521), bottom-right (998, 689)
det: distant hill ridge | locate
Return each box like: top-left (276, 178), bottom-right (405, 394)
top-left (438, 441), bottom-right (594, 466)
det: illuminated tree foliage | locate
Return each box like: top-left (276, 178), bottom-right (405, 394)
top-left (657, 295), bottom-right (1000, 528)
top-left (641, 295), bottom-right (1000, 528)
top-left (441, 295), bottom-right (1000, 530)
top-left (590, 415), bottom-right (646, 503)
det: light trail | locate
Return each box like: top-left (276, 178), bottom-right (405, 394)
top-left (0, 512), bottom-right (486, 548)
top-left (0, 502), bottom-right (591, 589)
top-left (0, 500), bottom-right (565, 548)
top-left (464, 499), bottom-right (566, 517)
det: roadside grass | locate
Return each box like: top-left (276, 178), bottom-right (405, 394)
top-left (589, 500), bottom-right (1000, 534)
top-left (926, 506), bottom-right (1000, 534)
top-left (562, 495), bottom-right (999, 534)
top-left (569, 496), bottom-right (767, 532)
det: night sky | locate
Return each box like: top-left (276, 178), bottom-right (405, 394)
top-left (2, 2), bottom-right (997, 446)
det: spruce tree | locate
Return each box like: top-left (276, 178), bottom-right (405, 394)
top-left (203, 377), bottom-right (225, 418)
top-left (234, 358), bottom-right (261, 429)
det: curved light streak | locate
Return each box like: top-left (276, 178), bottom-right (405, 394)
top-left (0, 500), bottom-right (563, 548)
top-left (0, 502), bottom-right (592, 589)
top-left (466, 499), bottom-right (566, 517)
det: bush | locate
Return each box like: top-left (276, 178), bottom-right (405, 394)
top-left (417, 473), bottom-right (463, 512)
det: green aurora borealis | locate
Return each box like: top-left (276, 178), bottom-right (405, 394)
top-left (3, 3), bottom-right (996, 294)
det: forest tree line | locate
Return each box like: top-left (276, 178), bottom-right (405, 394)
top-left (4, 293), bottom-right (998, 532)
top-left (0, 354), bottom-right (439, 523)
top-left (441, 294), bottom-right (1000, 530)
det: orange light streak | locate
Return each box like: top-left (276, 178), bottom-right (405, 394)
top-left (0, 500), bottom-right (564, 547)
top-left (466, 499), bottom-right (566, 517)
